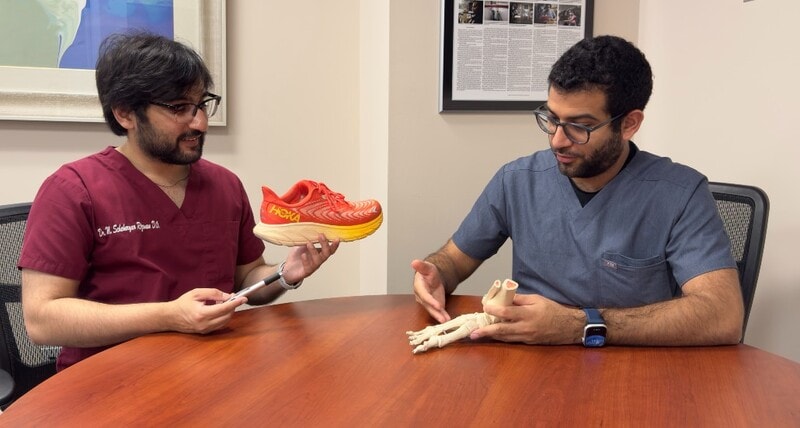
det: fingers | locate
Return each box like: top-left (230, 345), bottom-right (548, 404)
top-left (411, 260), bottom-right (451, 323)
top-left (175, 288), bottom-right (242, 334)
top-left (411, 272), bottom-right (438, 306)
top-left (469, 317), bottom-right (521, 342)
top-left (218, 292), bottom-right (249, 306)
top-left (471, 297), bottom-right (548, 343)
top-left (190, 288), bottom-right (246, 310)
top-left (282, 233), bottom-right (338, 279)
top-left (413, 288), bottom-right (450, 323)
top-left (192, 288), bottom-right (249, 307)
top-left (411, 259), bottom-right (435, 276)
top-left (512, 293), bottom-right (537, 305)
top-left (305, 233), bottom-right (339, 260)
top-left (189, 287), bottom-right (227, 303)
top-left (430, 306), bottom-right (451, 323)
top-left (470, 325), bottom-right (492, 340)
top-left (475, 324), bottom-right (534, 343)
top-left (316, 234), bottom-right (339, 261)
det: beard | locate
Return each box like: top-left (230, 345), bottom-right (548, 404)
top-left (553, 130), bottom-right (625, 179)
top-left (137, 117), bottom-right (205, 165)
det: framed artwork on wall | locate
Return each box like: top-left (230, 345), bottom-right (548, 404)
top-left (0, 0), bottom-right (227, 126)
top-left (439, 0), bottom-right (594, 112)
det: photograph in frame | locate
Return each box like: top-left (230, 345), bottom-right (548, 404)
top-left (0, 0), bottom-right (227, 126)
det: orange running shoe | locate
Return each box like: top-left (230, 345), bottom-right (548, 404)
top-left (253, 180), bottom-right (383, 246)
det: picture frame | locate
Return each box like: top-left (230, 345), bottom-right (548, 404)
top-left (0, 0), bottom-right (227, 126)
top-left (439, 0), bottom-right (594, 112)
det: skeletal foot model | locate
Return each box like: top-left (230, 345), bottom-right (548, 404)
top-left (406, 279), bottom-right (518, 354)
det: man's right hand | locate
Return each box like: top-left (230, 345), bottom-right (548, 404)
top-left (411, 259), bottom-right (451, 323)
top-left (173, 288), bottom-right (246, 334)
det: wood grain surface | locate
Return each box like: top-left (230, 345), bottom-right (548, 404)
top-left (1, 294), bottom-right (798, 426)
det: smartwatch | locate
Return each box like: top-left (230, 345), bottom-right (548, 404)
top-left (582, 308), bottom-right (607, 347)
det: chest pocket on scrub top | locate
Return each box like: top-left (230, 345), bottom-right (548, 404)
top-left (599, 252), bottom-right (674, 306)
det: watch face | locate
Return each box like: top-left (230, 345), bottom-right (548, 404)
top-left (584, 335), bottom-right (605, 347)
top-left (585, 326), bottom-right (606, 336)
top-left (583, 325), bottom-right (606, 347)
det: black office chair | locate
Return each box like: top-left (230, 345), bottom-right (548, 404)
top-left (708, 182), bottom-right (770, 340)
top-left (0, 203), bottom-right (60, 409)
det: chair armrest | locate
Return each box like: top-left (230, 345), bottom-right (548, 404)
top-left (0, 368), bottom-right (14, 409)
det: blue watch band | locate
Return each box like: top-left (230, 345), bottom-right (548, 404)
top-left (583, 308), bottom-right (604, 325)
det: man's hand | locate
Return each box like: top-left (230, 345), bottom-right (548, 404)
top-left (172, 288), bottom-right (246, 334)
top-left (469, 293), bottom-right (583, 344)
top-left (411, 259), bottom-right (451, 323)
top-left (411, 239), bottom-right (483, 323)
top-left (281, 233), bottom-right (340, 284)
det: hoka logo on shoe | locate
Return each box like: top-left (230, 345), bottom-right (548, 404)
top-left (268, 204), bottom-right (300, 223)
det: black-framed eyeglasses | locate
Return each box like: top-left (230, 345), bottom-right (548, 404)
top-left (533, 105), bottom-right (625, 145)
top-left (150, 93), bottom-right (222, 124)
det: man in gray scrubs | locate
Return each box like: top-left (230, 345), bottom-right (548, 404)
top-left (411, 36), bottom-right (743, 347)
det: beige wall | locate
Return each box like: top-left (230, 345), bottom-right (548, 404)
top-left (637, 0), bottom-right (800, 362)
top-left (1, 0), bottom-right (797, 363)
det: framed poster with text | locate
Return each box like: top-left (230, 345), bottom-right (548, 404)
top-left (440, 0), bottom-right (594, 112)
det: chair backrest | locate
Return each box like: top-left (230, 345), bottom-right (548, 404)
top-left (708, 182), bottom-right (769, 339)
top-left (0, 203), bottom-right (59, 408)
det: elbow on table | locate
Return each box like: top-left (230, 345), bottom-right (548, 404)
top-left (712, 309), bottom-right (744, 345)
top-left (22, 311), bottom-right (56, 346)
top-left (24, 321), bottom-right (45, 346)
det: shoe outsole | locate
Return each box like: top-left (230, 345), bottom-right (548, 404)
top-left (253, 213), bottom-right (383, 246)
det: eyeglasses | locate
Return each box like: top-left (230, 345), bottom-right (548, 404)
top-left (533, 105), bottom-right (625, 145)
top-left (149, 93), bottom-right (222, 123)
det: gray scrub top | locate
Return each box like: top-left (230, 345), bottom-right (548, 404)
top-left (452, 145), bottom-right (736, 308)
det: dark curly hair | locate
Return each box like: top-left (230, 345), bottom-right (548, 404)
top-left (95, 32), bottom-right (214, 136)
top-left (548, 35), bottom-right (653, 125)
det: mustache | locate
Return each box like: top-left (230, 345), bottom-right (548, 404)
top-left (552, 148), bottom-right (581, 158)
top-left (180, 131), bottom-right (205, 140)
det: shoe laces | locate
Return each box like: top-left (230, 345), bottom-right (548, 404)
top-left (315, 182), bottom-right (349, 210)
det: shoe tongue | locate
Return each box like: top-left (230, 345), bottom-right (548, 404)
top-left (314, 182), bottom-right (349, 209)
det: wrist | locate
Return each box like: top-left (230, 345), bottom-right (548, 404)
top-left (567, 308), bottom-right (586, 345)
top-left (277, 261), bottom-right (303, 290)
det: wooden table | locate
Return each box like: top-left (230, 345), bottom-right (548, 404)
top-left (2, 295), bottom-right (799, 426)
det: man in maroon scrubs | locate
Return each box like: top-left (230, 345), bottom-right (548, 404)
top-left (18, 32), bottom-right (339, 371)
